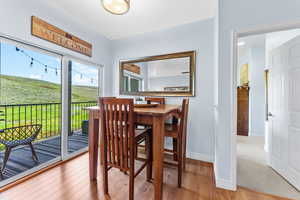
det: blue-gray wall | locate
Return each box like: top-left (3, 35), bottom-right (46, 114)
top-left (112, 19), bottom-right (216, 162)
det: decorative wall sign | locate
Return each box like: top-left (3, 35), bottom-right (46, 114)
top-left (122, 64), bottom-right (141, 74)
top-left (31, 16), bottom-right (92, 57)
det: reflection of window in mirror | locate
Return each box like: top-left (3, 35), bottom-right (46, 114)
top-left (123, 64), bottom-right (143, 92)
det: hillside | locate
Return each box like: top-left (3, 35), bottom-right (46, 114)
top-left (0, 75), bottom-right (98, 104)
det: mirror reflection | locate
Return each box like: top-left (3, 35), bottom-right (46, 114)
top-left (120, 51), bottom-right (195, 96)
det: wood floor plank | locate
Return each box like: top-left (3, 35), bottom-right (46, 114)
top-left (0, 153), bottom-right (293, 200)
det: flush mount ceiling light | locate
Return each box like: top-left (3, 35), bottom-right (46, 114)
top-left (102, 0), bottom-right (130, 15)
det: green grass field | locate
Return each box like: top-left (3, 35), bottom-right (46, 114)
top-left (0, 74), bottom-right (98, 104)
top-left (0, 75), bottom-right (98, 150)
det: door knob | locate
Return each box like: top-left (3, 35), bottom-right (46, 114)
top-left (268, 112), bottom-right (274, 117)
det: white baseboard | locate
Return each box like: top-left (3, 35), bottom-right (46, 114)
top-left (215, 177), bottom-right (236, 190)
top-left (186, 151), bottom-right (214, 163)
top-left (164, 143), bottom-right (214, 163)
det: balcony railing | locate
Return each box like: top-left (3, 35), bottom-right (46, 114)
top-left (0, 101), bottom-right (97, 142)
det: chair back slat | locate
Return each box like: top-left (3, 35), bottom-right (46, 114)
top-left (118, 104), bottom-right (124, 169)
top-left (123, 103), bottom-right (129, 169)
top-left (179, 99), bottom-right (189, 144)
top-left (99, 98), bottom-right (134, 171)
top-left (145, 97), bottom-right (165, 105)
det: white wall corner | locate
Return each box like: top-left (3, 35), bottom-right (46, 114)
top-left (186, 151), bottom-right (214, 163)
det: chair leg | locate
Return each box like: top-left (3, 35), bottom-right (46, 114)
top-left (129, 169), bottom-right (134, 200)
top-left (177, 139), bottom-right (183, 188)
top-left (183, 145), bottom-right (187, 171)
top-left (2, 147), bottom-right (12, 171)
top-left (29, 143), bottom-right (38, 161)
top-left (102, 163), bottom-right (109, 196)
top-left (173, 138), bottom-right (178, 161)
top-left (146, 133), bottom-right (153, 181)
top-left (0, 168), bottom-right (3, 180)
top-left (129, 148), bottom-right (135, 200)
top-left (182, 135), bottom-right (187, 171)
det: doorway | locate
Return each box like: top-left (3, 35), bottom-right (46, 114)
top-left (235, 28), bottom-right (300, 199)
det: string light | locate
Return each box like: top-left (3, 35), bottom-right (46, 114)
top-left (30, 58), bottom-right (34, 67)
top-left (15, 47), bottom-right (96, 82)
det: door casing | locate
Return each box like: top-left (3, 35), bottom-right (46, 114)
top-left (230, 22), bottom-right (300, 190)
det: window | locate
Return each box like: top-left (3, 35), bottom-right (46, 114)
top-left (123, 72), bottom-right (143, 92)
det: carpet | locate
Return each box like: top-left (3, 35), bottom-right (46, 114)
top-left (237, 136), bottom-right (300, 200)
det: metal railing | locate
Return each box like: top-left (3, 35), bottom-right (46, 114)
top-left (0, 101), bottom-right (97, 140)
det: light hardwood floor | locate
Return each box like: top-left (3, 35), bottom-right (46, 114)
top-left (0, 153), bottom-right (292, 200)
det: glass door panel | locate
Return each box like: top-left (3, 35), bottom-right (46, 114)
top-left (0, 38), bottom-right (62, 185)
top-left (67, 60), bottom-right (100, 154)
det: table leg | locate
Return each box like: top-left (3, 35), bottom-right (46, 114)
top-left (153, 116), bottom-right (165, 200)
top-left (89, 112), bottom-right (99, 181)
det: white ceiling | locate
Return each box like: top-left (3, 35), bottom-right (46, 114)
top-left (43, 0), bottom-right (216, 40)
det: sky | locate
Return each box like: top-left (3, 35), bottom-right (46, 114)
top-left (0, 42), bottom-right (99, 87)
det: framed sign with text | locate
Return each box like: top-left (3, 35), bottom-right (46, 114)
top-left (31, 16), bottom-right (92, 57)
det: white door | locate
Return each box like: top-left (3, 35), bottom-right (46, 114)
top-left (268, 35), bottom-right (300, 190)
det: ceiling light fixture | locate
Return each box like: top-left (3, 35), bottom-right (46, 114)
top-left (101, 0), bottom-right (130, 15)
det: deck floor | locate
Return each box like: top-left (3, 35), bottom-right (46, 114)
top-left (0, 133), bottom-right (88, 180)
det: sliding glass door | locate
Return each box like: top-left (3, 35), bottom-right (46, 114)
top-left (0, 38), bottom-right (62, 185)
top-left (0, 36), bottom-right (103, 187)
top-left (65, 59), bottom-right (101, 156)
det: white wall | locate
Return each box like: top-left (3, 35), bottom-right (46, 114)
top-left (0, 0), bottom-right (113, 96)
top-left (112, 19), bottom-right (215, 162)
top-left (248, 45), bottom-right (266, 136)
top-left (217, 0), bottom-right (300, 190)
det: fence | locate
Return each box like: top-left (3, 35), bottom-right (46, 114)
top-left (0, 101), bottom-right (97, 140)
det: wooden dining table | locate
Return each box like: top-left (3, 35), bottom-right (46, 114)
top-left (86, 104), bottom-right (181, 200)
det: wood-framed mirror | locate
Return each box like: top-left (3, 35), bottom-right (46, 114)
top-left (119, 51), bottom-right (196, 97)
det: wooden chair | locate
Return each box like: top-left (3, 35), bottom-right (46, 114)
top-left (164, 99), bottom-right (189, 187)
top-left (144, 97), bottom-right (179, 160)
top-left (99, 98), bottom-right (152, 200)
top-left (145, 97), bottom-right (165, 104)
